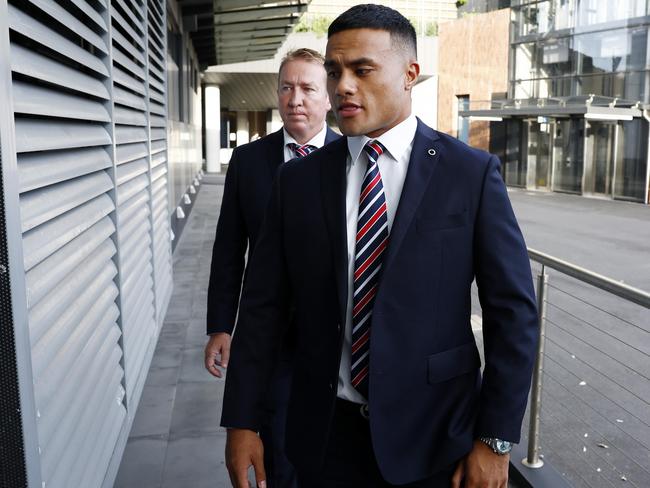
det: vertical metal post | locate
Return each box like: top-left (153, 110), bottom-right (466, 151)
top-left (523, 265), bottom-right (548, 469)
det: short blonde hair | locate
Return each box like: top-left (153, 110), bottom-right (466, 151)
top-left (278, 48), bottom-right (326, 79)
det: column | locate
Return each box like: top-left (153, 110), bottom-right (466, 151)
top-left (204, 84), bottom-right (221, 173)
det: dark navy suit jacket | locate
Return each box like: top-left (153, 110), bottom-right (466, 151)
top-left (206, 127), bottom-right (340, 335)
top-left (221, 120), bottom-right (538, 484)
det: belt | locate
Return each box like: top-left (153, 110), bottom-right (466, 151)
top-left (336, 397), bottom-right (369, 420)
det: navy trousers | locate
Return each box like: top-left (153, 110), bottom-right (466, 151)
top-left (259, 358), bottom-right (297, 488)
top-left (297, 398), bottom-right (456, 488)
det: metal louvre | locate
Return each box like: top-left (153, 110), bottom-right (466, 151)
top-left (4, 0), bottom-right (172, 485)
top-left (111, 0), bottom-right (157, 401)
top-left (148, 0), bottom-right (172, 326)
top-left (0, 93), bottom-right (29, 488)
top-left (8, 1), bottom-right (126, 487)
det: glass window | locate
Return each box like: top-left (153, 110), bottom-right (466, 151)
top-left (575, 0), bottom-right (646, 27)
top-left (575, 28), bottom-right (647, 75)
top-left (554, 0), bottom-right (576, 30)
top-left (457, 96), bottom-right (470, 143)
top-left (513, 79), bottom-right (536, 99)
top-left (515, 42), bottom-right (539, 80)
top-left (514, 1), bottom-right (576, 38)
top-left (577, 71), bottom-right (645, 100)
top-left (547, 76), bottom-right (574, 97)
top-left (540, 38), bottom-right (573, 77)
top-left (614, 119), bottom-right (648, 201)
top-left (515, 1), bottom-right (552, 37)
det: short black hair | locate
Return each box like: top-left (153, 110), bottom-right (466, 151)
top-left (328, 4), bottom-right (417, 58)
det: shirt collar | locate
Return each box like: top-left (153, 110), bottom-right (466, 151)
top-left (347, 114), bottom-right (418, 165)
top-left (283, 123), bottom-right (328, 149)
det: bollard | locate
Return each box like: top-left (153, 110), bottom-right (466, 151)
top-left (522, 265), bottom-right (548, 469)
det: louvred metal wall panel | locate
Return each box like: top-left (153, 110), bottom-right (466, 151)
top-left (8, 0), bottom-right (126, 486)
top-left (4, 0), bottom-right (173, 485)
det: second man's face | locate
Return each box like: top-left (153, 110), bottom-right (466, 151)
top-left (325, 28), bottom-right (418, 138)
top-left (277, 59), bottom-right (331, 144)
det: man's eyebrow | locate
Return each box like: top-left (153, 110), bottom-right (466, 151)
top-left (349, 57), bottom-right (376, 66)
top-left (324, 57), bottom-right (376, 68)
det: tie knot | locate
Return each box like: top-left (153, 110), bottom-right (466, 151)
top-left (363, 140), bottom-right (386, 163)
top-left (289, 143), bottom-right (317, 158)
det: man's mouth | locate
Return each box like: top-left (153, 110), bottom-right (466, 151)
top-left (338, 102), bottom-right (362, 117)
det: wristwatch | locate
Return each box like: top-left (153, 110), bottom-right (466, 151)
top-left (479, 437), bottom-right (513, 455)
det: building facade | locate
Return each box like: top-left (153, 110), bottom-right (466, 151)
top-left (438, 8), bottom-right (511, 150)
top-left (0, 0), bottom-right (203, 486)
top-left (465, 0), bottom-right (650, 203)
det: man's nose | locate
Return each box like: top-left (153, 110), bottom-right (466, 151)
top-left (335, 71), bottom-right (355, 97)
top-left (288, 89), bottom-right (303, 106)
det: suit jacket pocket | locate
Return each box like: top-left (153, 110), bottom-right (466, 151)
top-left (417, 209), bottom-right (468, 232)
top-left (427, 341), bottom-right (481, 384)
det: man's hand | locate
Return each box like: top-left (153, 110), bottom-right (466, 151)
top-left (204, 332), bottom-right (231, 378)
top-left (226, 428), bottom-right (266, 488)
top-left (451, 440), bottom-right (509, 488)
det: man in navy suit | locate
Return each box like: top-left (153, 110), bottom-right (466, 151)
top-left (222, 5), bottom-right (538, 488)
top-left (204, 48), bottom-right (338, 488)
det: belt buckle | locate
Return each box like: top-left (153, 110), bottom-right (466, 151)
top-left (359, 403), bottom-right (369, 419)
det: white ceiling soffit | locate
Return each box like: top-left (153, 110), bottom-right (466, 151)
top-left (214, 0), bottom-right (311, 65)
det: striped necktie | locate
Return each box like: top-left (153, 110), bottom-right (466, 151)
top-left (350, 140), bottom-right (389, 399)
top-left (288, 143), bottom-right (317, 158)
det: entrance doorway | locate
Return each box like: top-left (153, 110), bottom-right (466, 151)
top-left (527, 121), bottom-right (552, 189)
top-left (553, 118), bottom-right (584, 194)
top-left (585, 121), bottom-right (616, 196)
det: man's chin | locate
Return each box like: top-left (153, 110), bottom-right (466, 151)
top-left (337, 122), bottom-right (366, 137)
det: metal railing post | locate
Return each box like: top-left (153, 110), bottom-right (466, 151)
top-left (523, 265), bottom-right (548, 469)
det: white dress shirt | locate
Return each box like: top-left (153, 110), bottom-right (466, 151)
top-left (282, 124), bottom-right (328, 162)
top-left (337, 114), bottom-right (418, 403)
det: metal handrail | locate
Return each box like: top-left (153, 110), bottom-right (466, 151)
top-left (522, 249), bottom-right (650, 471)
top-left (528, 248), bottom-right (650, 309)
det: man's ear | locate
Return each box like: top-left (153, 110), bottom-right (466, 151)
top-left (405, 61), bottom-right (420, 91)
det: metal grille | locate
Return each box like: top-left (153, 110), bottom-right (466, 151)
top-left (0, 134), bottom-right (28, 488)
top-left (8, 1), bottom-right (126, 486)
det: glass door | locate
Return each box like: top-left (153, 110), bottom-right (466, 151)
top-left (528, 121), bottom-right (552, 189)
top-left (553, 118), bottom-right (585, 193)
top-left (585, 121), bottom-right (616, 196)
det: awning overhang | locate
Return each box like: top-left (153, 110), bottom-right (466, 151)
top-left (460, 96), bottom-right (643, 122)
top-left (213, 1), bottom-right (310, 65)
top-left (176, 1), bottom-right (311, 68)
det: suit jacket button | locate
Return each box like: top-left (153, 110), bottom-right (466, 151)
top-left (329, 382), bottom-right (333, 390)
top-left (337, 323), bottom-right (341, 332)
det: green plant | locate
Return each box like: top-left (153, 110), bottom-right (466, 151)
top-left (425, 21), bottom-right (438, 36)
top-left (293, 15), bottom-right (333, 36)
top-left (456, 0), bottom-right (467, 7)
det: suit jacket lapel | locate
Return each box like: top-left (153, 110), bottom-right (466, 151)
top-left (265, 129), bottom-right (285, 180)
top-left (324, 127), bottom-right (340, 145)
top-left (381, 120), bottom-right (440, 277)
top-left (320, 138), bottom-right (349, 324)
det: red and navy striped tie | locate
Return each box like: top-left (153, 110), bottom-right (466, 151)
top-left (351, 140), bottom-right (389, 398)
top-left (288, 143), bottom-right (317, 158)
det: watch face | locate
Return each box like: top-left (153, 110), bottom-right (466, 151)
top-left (496, 439), bottom-right (512, 454)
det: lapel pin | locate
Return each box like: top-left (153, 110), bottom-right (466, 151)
top-left (428, 148), bottom-right (436, 156)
